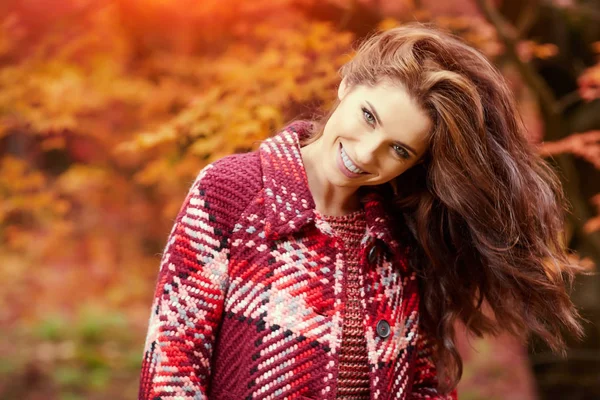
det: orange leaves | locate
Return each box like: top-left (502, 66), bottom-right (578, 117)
top-left (1, 156), bottom-right (45, 192)
top-left (383, 13), bottom-right (557, 64)
top-left (55, 165), bottom-right (109, 196)
top-left (539, 131), bottom-right (600, 234)
top-left (516, 41), bottom-right (559, 62)
top-left (305, 21), bottom-right (352, 53)
top-left (578, 62), bottom-right (600, 102)
top-left (0, 13), bottom-right (22, 58)
top-left (113, 16), bottom-right (352, 195)
top-left (0, 2), bottom-right (598, 398)
top-left (392, 13), bottom-right (504, 59)
top-left (576, 41), bottom-right (600, 101)
top-left (118, 127), bottom-right (177, 153)
top-left (539, 130), bottom-right (600, 169)
top-left (0, 156), bottom-right (70, 253)
top-left (378, 18), bottom-right (401, 32)
top-left (0, 156), bottom-right (59, 220)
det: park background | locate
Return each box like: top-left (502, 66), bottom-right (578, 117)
top-left (1, 0), bottom-right (599, 399)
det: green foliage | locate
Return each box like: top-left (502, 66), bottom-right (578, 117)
top-left (0, 306), bottom-right (140, 399)
top-left (35, 313), bottom-right (70, 342)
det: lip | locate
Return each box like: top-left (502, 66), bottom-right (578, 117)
top-left (337, 142), bottom-right (368, 178)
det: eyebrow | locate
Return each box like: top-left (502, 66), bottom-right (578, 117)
top-left (365, 100), bottom-right (418, 156)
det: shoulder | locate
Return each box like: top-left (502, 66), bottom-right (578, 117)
top-left (197, 151), bottom-right (262, 190)
top-left (185, 151), bottom-right (263, 223)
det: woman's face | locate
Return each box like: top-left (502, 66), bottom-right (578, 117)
top-left (320, 79), bottom-right (432, 188)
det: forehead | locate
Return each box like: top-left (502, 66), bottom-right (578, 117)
top-left (353, 82), bottom-right (432, 150)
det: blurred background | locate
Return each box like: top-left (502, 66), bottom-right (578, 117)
top-left (0, 0), bottom-right (599, 399)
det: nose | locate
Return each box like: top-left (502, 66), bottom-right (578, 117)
top-left (354, 133), bottom-right (383, 166)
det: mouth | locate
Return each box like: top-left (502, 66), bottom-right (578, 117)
top-left (337, 142), bottom-right (369, 178)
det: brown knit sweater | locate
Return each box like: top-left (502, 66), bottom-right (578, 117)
top-left (321, 209), bottom-right (370, 399)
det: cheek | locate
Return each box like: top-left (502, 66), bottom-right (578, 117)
top-left (379, 164), bottom-right (406, 181)
top-left (326, 111), bottom-right (346, 137)
top-left (334, 106), bottom-right (357, 132)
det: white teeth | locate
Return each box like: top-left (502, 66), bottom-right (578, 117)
top-left (340, 146), bottom-right (365, 174)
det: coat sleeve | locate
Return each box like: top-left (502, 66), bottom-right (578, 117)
top-left (138, 163), bottom-right (233, 400)
top-left (410, 329), bottom-right (458, 399)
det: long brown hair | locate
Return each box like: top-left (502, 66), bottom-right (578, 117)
top-left (303, 22), bottom-right (585, 393)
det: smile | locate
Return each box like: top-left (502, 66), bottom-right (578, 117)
top-left (338, 143), bottom-right (368, 176)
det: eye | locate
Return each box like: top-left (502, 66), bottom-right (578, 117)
top-left (392, 144), bottom-right (410, 159)
top-left (361, 107), bottom-right (376, 125)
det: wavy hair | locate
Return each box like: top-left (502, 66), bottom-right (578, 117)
top-left (301, 22), bottom-right (585, 393)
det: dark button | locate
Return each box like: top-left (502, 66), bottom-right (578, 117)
top-left (376, 319), bottom-right (391, 339)
top-left (367, 244), bottom-right (379, 265)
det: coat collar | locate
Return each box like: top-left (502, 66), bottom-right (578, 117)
top-left (258, 120), bottom-right (403, 256)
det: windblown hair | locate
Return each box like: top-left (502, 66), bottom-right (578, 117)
top-left (301, 23), bottom-right (585, 393)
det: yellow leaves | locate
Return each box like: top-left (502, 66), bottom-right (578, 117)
top-left (255, 105), bottom-right (281, 125)
top-left (185, 118), bottom-right (218, 139)
top-left (41, 136), bottom-right (67, 151)
top-left (378, 18), bottom-right (401, 32)
top-left (139, 129), bottom-right (177, 148)
top-left (114, 17), bottom-right (350, 167)
top-left (117, 95), bottom-right (281, 164)
top-left (1, 5), bottom-right (355, 370)
top-left (117, 120), bottom-right (189, 155)
top-left (0, 156), bottom-right (70, 245)
top-left (533, 43), bottom-right (559, 59)
top-left (0, 0), bottom-right (354, 331)
top-left (258, 48), bottom-right (284, 70)
top-left (516, 40), bottom-right (559, 62)
top-left (0, 8), bottom-right (597, 399)
top-left (55, 165), bottom-right (108, 196)
top-left (134, 158), bottom-right (174, 187)
top-left (435, 15), bottom-right (473, 31)
top-left (305, 22), bottom-right (335, 52)
top-left (121, 127), bottom-right (177, 153)
top-left (13, 62), bottom-right (88, 132)
top-left (306, 21), bottom-right (354, 54)
top-left (0, 156), bottom-right (46, 192)
top-left (0, 57), bottom-right (146, 137)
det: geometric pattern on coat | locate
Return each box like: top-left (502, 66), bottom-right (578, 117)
top-left (138, 120), bottom-right (458, 399)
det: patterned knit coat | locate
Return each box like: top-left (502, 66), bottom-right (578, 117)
top-left (138, 121), bottom-right (458, 400)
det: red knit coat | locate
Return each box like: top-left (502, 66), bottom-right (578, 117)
top-left (138, 121), bottom-right (458, 400)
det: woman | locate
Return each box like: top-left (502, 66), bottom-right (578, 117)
top-left (138, 23), bottom-right (584, 399)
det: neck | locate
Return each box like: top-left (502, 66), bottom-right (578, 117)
top-left (300, 139), bottom-right (361, 216)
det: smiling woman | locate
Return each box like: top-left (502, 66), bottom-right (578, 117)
top-left (297, 21), bottom-right (586, 394)
top-left (138, 22), bottom-right (585, 400)
top-left (300, 79), bottom-right (431, 215)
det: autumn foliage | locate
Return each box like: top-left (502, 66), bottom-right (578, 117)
top-left (0, 0), bottom-right (598, 399)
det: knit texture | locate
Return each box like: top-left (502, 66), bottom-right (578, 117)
top-left (138, 120), bottom-right (459, 400)
top-left (320, 210), bottom-right (370, 399)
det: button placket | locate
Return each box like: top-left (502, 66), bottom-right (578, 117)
top-left (376, 319), bottom-right (391, 339)
top-left (366, 238), bottom-right (382, 266)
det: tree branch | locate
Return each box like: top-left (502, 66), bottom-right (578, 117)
top-left (475, 0), bottom-right (559, 123)
top-left (515, 0), bottom-right (539, 38)
top-left (473, 0), bottom-right (600, 262)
